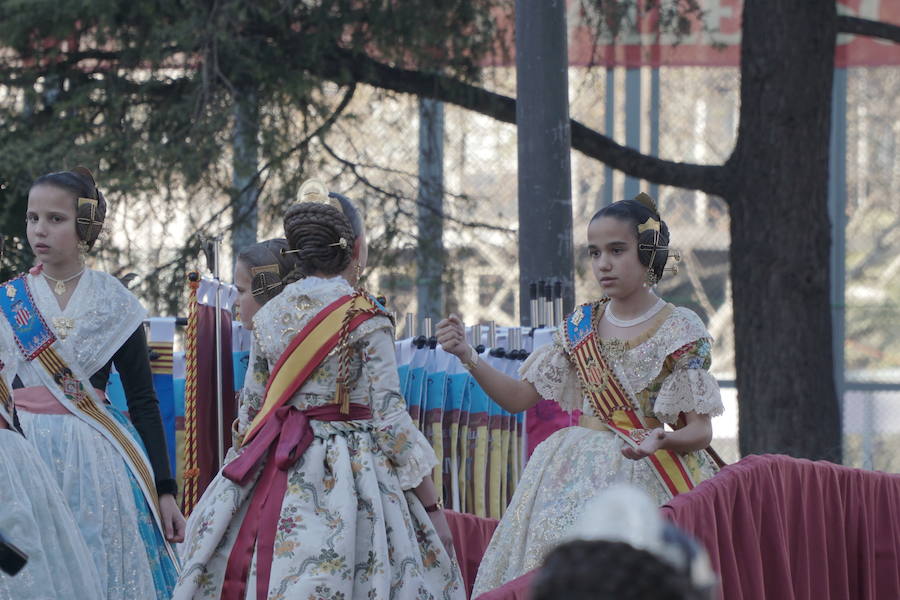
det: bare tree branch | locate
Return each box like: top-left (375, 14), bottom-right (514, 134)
top-left (307, 46), bottom-right (728, 195)
top-left (837, 16), bottom-right (900, 43)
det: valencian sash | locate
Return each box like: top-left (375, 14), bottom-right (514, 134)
top-left (242, 291), bottom-right (388, 446)
top-left (564, 302), bottom-right (700, 497)
top-left (0, 275), bottom-right (178, 565)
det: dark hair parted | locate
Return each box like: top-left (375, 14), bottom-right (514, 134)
top-left (531, 540), bottom-right (708, 600)
top-left (282, 192), bottom-right (363, 280)
top-left (590, 193), bottom-right (670, 282)
top-left (31, 167), bottom-right (107, 250)
top-left (236, 239), bottom-right (297, 305)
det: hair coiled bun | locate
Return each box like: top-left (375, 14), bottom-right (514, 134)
top-left (283, 201), bottom-right (356, 279)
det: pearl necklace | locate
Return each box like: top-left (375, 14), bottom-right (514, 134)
top-left (43, 268), bottom-right (85, 296)
top-left (606, 297), bottom-right (666, 328)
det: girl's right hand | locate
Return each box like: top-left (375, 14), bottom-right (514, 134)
top-left (436, 314), bottom-right (470, 360)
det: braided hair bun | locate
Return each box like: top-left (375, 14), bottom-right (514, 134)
top-left (283, 179), bottom-right (363, 280)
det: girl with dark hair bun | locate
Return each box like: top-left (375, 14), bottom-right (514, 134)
top-left (437, 192), bottom-right (725, 596)
top-left (175, 180), bottom-right (464, 600)
top-left (233, 238), bottom-right (295, 330)
top-left (0, 168), bottom-right (182, 599)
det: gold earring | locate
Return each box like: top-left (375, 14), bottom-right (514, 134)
top-left (645, 268), bottom-right (658, 287)
top-left (77, 240), bottom-right (89, 260)
top-left (355, 263), bottom-right (363, 283)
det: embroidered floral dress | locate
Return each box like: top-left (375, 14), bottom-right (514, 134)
top-left (471, 304), bottom-right (724, 596)
top-left (175, 276), bottom-right (464, 600)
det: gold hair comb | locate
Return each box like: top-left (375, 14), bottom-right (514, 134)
top-left (298, 178), bottom-right (343, 212)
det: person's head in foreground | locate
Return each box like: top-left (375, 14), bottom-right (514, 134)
top-left (531, 485), bottom-right (716, 600)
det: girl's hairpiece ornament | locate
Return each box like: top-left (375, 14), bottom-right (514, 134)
top-left (328, 238), bottom-right (349, 250)
top-left (298, 178), bottom-right (343, 212)
top-left (633, 191), bottom-right (659, 215)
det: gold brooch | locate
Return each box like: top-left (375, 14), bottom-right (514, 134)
top-left (53, 317), bottom-right (76, 341)
top-left (600, 338), bottom-right (628, 362)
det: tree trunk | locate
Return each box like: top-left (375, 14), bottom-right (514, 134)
top-left (416, 97), bottom-right (446, 323)
top-left (515, 0), bottom-right (576, 325)
top-left (231, 83), bottom-right (260, 262)
top-left (727, 1), bottom-right (841, 461)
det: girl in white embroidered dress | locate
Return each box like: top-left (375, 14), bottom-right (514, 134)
top-left (2, 169), bottom-right (184, 599)
top-left (174, 183), bottom-right (463, 599)
top-left (437, 193), bottom-right (724, 596)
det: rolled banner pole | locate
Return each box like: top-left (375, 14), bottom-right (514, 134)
top-left (213, 237), bottom-right (225, 468)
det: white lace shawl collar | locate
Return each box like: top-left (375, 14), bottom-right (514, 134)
top-left (22, 269), bottom-right (146, 375)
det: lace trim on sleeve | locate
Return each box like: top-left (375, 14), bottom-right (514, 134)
top-left (653, 368), bottom-right (724, 425)
top-left (518, 332), bottom-right (581, 413)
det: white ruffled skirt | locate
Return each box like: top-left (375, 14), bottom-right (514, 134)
top-left (472, 425), bottom-right (719, 596)
top-left (0, 428), bottom-right (104, 600)
top-left (19, 410), bottom-right (176, 600)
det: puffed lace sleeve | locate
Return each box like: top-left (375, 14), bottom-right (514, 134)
top-left (653, 337), bottom-right (724, 425)
top-left (518, 326), bottom-right (582, 413)
top-left (234, 331), bottom-right (269, 447)
top-left (362, 318), bottom-right (438, 490)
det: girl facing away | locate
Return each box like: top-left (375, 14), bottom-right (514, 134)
top-left (437, 193), bottom-right (724, 596)
top-left (0, 168), bottom-right (183, 599)
top-left (174, 180), bottom-right (464, 599)
top-left (232, 238), bottom-right (294, 332)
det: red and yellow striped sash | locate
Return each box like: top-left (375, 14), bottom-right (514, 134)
top-left (243, 293), bottom-right (385, 446)
top-left (565, 304), bottom-right (696, 496)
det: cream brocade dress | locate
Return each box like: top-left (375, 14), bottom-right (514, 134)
top-left (471, 305), bottom-right (724, 597)
top-left (174, 276), bottom-right (464, 600)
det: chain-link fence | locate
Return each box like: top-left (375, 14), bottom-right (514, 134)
top-left (77, 61), bottom-right (899, 472)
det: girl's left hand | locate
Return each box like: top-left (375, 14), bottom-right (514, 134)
top-left (621, 428), bottom-right (666, 460)
top-left (159, 493), bottom-right (186, 543)
top-left (427, 509), bottom-right (457, 562)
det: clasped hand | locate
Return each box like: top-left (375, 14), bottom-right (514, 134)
top-left (620, 428), bottom-right (666, 460)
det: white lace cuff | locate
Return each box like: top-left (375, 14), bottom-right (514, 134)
top-left (653, 368), bottom-right (724, 425)
top-left (518, 341), bottom-right (581, 413)
top-left (373, 418), bottom-right (439, 490)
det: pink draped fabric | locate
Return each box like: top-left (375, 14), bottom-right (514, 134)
top-left (468, 454), bottom-right (900, 600)
top-left (444, 510), bottom-right (499, 598)
top-left (525, 399), bottom-right (580, 458)
top-left (660, 454), bottom-right (900, 600)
